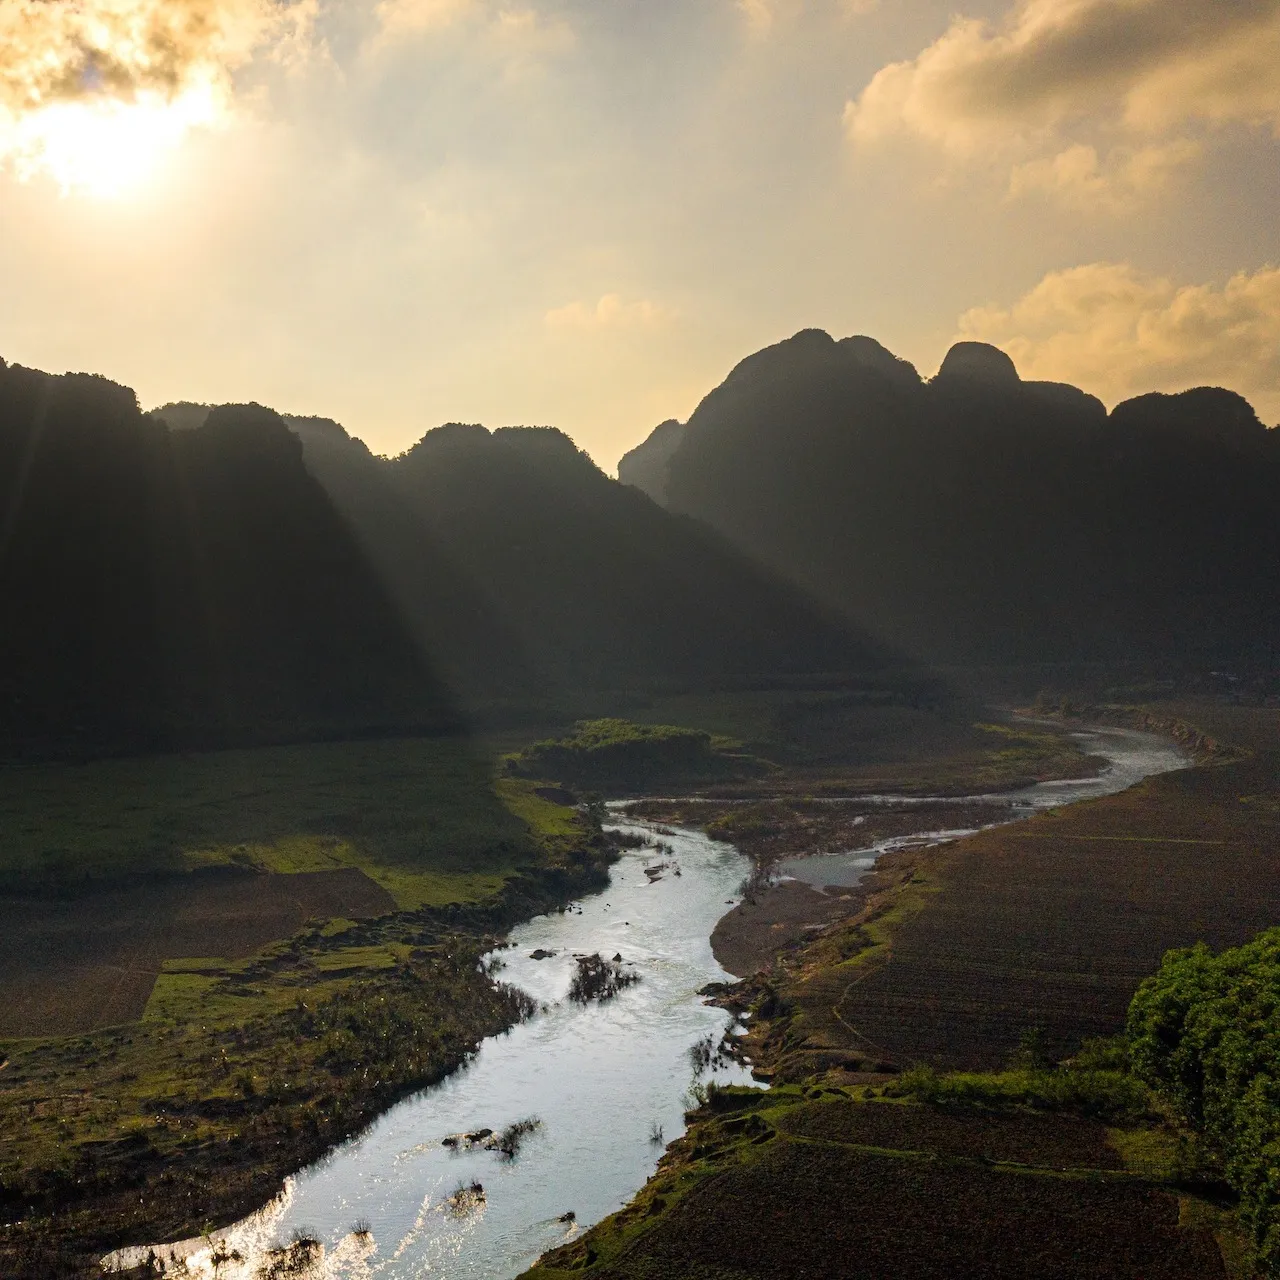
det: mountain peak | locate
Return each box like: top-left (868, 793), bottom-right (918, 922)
top-left (935, 341), bottom-right (1020, 386)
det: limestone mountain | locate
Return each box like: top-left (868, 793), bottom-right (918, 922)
top-left (623, 329), bottom-right (1280, 667)
top-left (285, 416), bottom-right (888, 714)
top-left (1, 363), bottom-right (455, 758)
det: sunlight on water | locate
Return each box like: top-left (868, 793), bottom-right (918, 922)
top-left (106, 827), bottom-right (753, 1279)
top-left (105, 727), bottom-right (1187, 1279)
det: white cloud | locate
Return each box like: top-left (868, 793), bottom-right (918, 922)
top-left (545, 293), bottom-right (673, 331)
top-left (957, 261), bottom-right (1280, 421)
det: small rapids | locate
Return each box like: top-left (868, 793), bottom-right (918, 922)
top-left (104, 827), bottom-right (754, 1280)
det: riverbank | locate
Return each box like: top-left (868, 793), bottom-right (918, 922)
top-left (0, 742), bottom-right (614, 1280)
top-left (527, 704), bottom-right (1280, 1279)
top-left (632, 724), bottom-right (1167, 986)
top-left (99, 821), bottom-right (755, 1279)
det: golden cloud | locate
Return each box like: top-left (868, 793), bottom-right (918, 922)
top-left (846, 0), bottom-right (1280, 151)
top-left (843, 0), bottom-right (1280, 212)
top-left (1006, 138), bottom-right (1201, 212)
top-left (0, 0), bottom-right (314, 191)
top-left (544, 294), bottom-right (673, 331)
top-left (957, 261), bottom-right (1280, 422)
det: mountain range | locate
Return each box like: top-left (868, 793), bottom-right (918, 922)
top-left (0, 354), bottom-right (882, 757)
top-left (621, 331), bottom-right (1280, 668)
top-left (5, 328), bottom-right (1275, 760)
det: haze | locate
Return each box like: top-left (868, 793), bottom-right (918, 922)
top-left (2, 0), bottom-right (1279, 469)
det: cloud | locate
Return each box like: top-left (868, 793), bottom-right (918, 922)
top-left (544, 294), bottom-right (673, 331)
top-left (371, 0), bottom-right (574, 58)
top-left (1007, 138), bottom-right (1201, 212)
top-left (0, 0), bottom-right (314, 191)
top-left (734, 0), bottom-right (872, 42)
top-left (957, 261), bottom-right (1280, 420)
top-left (734, 0), bottom-right (805, 40)
top-left (846, 0), bottom-right (1280, 152)
top-left (0, 0), bottom-right (310, 114)
top-left (374, 0), bottom-right (477, 38)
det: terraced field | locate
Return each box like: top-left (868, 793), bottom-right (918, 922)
top-left (766, 719), bottom-right (1280, 1074)
top-left (526, 1089), bottom-right (1226, 1280)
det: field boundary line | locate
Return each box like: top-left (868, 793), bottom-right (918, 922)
top-left (780, 1132), bottom-right (1168, 1184)
top-left (1007, 834), bottom-right (1227, 845)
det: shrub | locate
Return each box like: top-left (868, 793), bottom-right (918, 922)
top-left (568, 953), bottom-right (641, 1004)
top-left (1128, 928), bottom-right (1280, 1275)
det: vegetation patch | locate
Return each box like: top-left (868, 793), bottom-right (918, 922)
top-left (0, 737), bottom-right (542, 897)
top-left (508, 719), bottom-right (766, 792)
top-left (1129, 927), bottom-right (1280, 1276)
top-left (569, 953), bottom-right (642, 1004)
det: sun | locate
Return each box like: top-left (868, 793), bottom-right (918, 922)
top-left (3, 78), bottom-right (223, 199)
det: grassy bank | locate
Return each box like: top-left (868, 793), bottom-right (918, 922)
top-left (0, 735), bottom-right (611, 1278)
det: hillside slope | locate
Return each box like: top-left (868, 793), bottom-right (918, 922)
top-left (0, 361), bottom-right (453, 757)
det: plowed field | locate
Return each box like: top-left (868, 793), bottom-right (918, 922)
top-left (794, 745), bottom-right (1280, 1069)
top-left (527, 1095), bottom-right (1222, 1280)
top-left (0, 867), bottom-right (394, 1036)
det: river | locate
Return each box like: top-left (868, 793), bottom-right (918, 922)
top-left (104, 725), bottom-right (1186, 1279)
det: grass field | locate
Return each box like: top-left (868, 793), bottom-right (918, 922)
top-left (0, 736), bottom-right (580, 1038)
top-left (525, 1086), bottom-right (1229, 1280)
top-left (0, 733), bottom-right (609, 1276)
top-left (0, 736), bottom-right (555, 901)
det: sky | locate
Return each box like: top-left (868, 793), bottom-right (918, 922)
top-left (1, 0), bottom-right (1278, 470)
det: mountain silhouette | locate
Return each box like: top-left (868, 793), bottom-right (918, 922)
top-left (621, 329), bottom-right (1280, 667)
top-left (0, 362), bottom-right (455, 758)
top-left (283, 415), bottom-right (888, 714)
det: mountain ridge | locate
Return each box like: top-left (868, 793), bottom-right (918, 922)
top-left (620, 330), bottom-right (1280, 667)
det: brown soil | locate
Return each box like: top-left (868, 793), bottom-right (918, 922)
top-left (533, 1099), bottom-right (1223, 1280)
top-left (775, 1099), bottom-right (1127, 1169)
top-left (795, 749), bottom-right (1280, 1071)
top-left (0, 868), bottom-right (394, 1036)
top-left (604, 1144), bottom-right (1221, 1280)
top-left (711, 880), bottom-right (856, 978)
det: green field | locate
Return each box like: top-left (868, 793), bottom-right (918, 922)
top-left (0, 735), bottom-right (574, 906)
top-left (0, 733), bottom-right (608, 1276)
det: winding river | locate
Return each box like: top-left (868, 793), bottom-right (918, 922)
top-left (105, 725), bottom-right (1186, 1280)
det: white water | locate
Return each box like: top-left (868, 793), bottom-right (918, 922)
top-left (105, 825), bottom-right (754, 1279)
top-left (105, 725), bottom-right (1187, 1280)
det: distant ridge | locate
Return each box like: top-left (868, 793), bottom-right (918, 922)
top-left (621, 330), bottom-right (1280, 666)
top-left (286, 414), bottom-right (892, 714)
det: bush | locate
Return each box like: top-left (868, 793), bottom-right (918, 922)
top-left (890, 1063), bottom-right (1151, 1123)
top-left (568, 953), bottom-right (641, 1004)
top-left (510, 719), bottom-right (755, 790)
top-left (1128, 929), bottom-right (1280, 1275)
